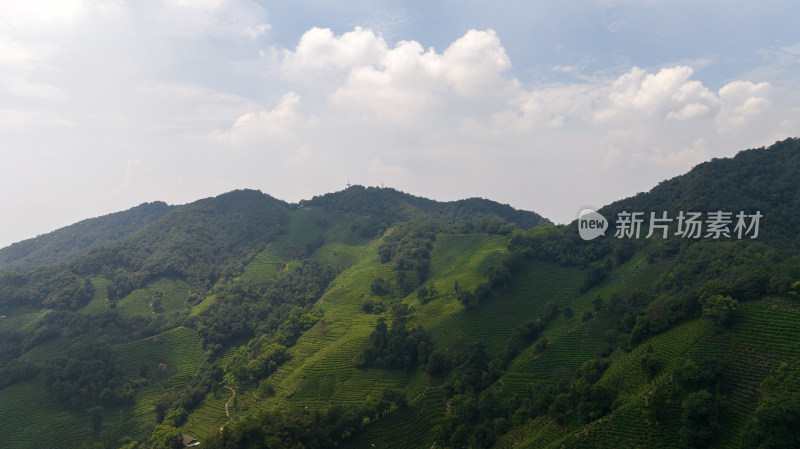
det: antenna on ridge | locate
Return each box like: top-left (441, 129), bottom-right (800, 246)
top-left (346, 179), bottom-right (352, 188)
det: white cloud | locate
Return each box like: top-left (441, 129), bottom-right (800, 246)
top-left (594, 66), bottom-right (718, 122)
top-left (214, 92), bottom-right (302, 143)
top-left (666, 102), bottom-right (710, 120)
top-left (215, 28), bottom-right (788, 214)
top-left (280, 27), bottom-right (388, 80)
top-left (317, 28), bottom-right (518, 122)
top-left (439, 29), bottom-right (517, 96)
top-left (646, 139), bottom-right (710, 168)
top-left (506, 82), bottom-right (597, 130)
top-left (717, 80), bottom-right (771, 128)
top-left (137, 81), bottom-right (259, 128)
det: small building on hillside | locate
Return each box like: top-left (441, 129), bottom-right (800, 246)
top-left (182, 434), bottom-right (200, 447)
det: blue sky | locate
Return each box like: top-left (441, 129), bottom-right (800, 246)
top-left (1, 0), bottom-right (799, 247)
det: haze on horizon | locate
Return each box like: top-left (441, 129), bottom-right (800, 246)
top-left (1, 0), bottom-right (799, 248)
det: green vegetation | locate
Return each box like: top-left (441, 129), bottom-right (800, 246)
top-left (0, 201), bottom-right (173, 274)
top-left (116, 278), bottom-right (189, 317)
top-left (0, 139), bottom-right (799, 447)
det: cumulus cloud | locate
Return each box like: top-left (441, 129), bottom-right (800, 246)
top-left (594, 66), bottom-right (718, 122)
top-left (717, 80), bottom-right (771, 128)
top-left (280, 27), bottom-right (389, 79)
top-left (218, 27), bottom-right (784, 195)
top-left (214, 92), bottom-right (302, 143)
top-left (276, 27), bottom-right (518, 122)
top-left (439, 29), bottom-right (517, 96)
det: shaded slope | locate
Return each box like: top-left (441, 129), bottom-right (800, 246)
top-left (302, 185), bottom-right (552, 231)
top-left (598, 137), bottom-right (800, 249)
top-left (69, 189), bottom-right (291, 288)
top-left (0, 201), bottom-right (174, 273)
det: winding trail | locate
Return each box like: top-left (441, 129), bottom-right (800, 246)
top-left (224, 385), bottom-right (236, 418)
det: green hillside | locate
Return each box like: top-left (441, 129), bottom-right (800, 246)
top-left (0, 201), bottom-right (174, 274)
top-left (0, 139), bottom-right (799, 448)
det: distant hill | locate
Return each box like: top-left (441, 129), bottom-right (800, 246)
top-left (303, 185), bottom-right (553, 230)
top-left (598, 137), bottom-right (800, 249)
top-left (0, 201), bottom-right (174, 273)
top-left (69, 189), bottom-right (291, 289)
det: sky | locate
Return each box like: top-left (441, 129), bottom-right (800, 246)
top-left (1, 0), bottom-right (799, 247)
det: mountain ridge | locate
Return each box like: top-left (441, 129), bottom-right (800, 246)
top-left (0, 201), bottom-right (174, 274)
top-left (0, 187), bottom-right (552, 276)
top-left (0, 139), bottom-right (799, 449)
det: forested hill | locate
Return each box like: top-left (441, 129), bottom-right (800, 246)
top-left (0, 201), bottom-right (174, 273)
top-left (67, 189), bottom-right (292, 292)
top-left (302, 185), bottom-right (553, 230)
top-left (0, 186), bottom-right (550, 279)
top-left (597, 137), bottom-right (800, 249)
top-left (0, 188), bottom-right (550, 312)
top-left (3, 142), bottom-right (800, 449)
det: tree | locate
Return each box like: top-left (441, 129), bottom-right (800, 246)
top-left (148, 424), bottom-right (183, 449)
top-left (372, 317), bottom-right (388, 341)
top-left (361, 299), bottom-right (374, 314)
top-left (163, 407), bottom-right (187, 427)
top-left (370, 277), bottom-right (389, 295)
top-left (702, 294), bottom-right (738, 328)
top-left (427, 350), bottom-right (451, 377)
top-left (417, 286), bottom-right (429, 303)
top-left (789, 281), bottom-right (800, 300)
top-left (641, 349), bottom-right (661, 379)
top-left (549, 393), bottom-right (572, 425)
top-left (742, 363), bottom-right (800, 448)
top-left (580, 263), bottom-right (608, 293)
top-left (458, 290), bottom-right (477, 307)
top-left (679, 390), bottom-right (719, 448)
top-left (150, 297), bottom-right (163, 314)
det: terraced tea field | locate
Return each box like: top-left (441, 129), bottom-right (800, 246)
top-left (430, 260), bottom-right (583, 355)
top-left (344, 389), bottom-right (447, 449)
top-left (79, 276), bottom-right (112, 314)
top-left (116, 277), bottom-right (190, 317)
top-left (0, 380), bottom-right (92, 448)
top-left (521, 297), bottom-right (800, 449)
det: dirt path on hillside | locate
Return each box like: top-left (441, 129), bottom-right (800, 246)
top-left (224, 385), bottom-right (235, 418)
